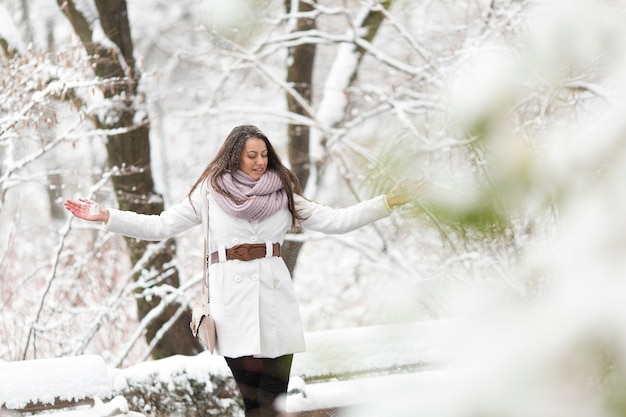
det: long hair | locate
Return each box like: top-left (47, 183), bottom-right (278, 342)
top-left (187, 125), bottom-right (305, 228)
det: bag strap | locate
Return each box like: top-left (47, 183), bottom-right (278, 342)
top-left (202, 193), bottom-right (211, 304)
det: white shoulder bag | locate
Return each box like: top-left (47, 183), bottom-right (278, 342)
top-left (189, 195), bottom-right (217, 353)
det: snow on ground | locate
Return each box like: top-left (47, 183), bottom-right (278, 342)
top-left (284, 369), bottom-right (453, 413)
top-left (0, 355), bottom-right (113, 410)
top-left (292, 320), bottom-right (456, 378)
top-left (0, 321), bottom-right (454, 415)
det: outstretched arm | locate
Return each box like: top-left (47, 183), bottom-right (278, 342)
top-left (64, 192), bottom-right (203, 241)
top-left (296, 177), bottom-right (428, 234)
top-left (64, 198), bottom-right (110, 223)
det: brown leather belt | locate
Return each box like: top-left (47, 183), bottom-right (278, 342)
top-left (209, 243), bottom-right (281, 264)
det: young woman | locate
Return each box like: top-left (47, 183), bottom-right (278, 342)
top-left (64, 124), bottom-right (426, 417)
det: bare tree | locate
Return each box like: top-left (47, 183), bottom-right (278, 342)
top-left (281, 0), bottom-right (397, 274)
top-left (282, 0), bottom-right (317, 273)
top-left (55, 0), bottom-right (202, 358)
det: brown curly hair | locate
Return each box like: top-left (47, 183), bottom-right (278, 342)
top-left (187, 125), bottom-right (305, 228)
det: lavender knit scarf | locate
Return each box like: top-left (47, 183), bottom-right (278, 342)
top-left (213, 170), bottom-right (287, 220)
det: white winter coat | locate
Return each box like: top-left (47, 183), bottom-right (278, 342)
top-left (104, 184), bottom-right (392, 358)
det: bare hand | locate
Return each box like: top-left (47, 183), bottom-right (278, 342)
top-left (64, 198), bottom-right (110, 223)
top-left (386, 177), bottom-right (428, 208)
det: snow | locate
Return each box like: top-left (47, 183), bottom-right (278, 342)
top-left (0, 3), bottom-right (25, 53)
top-left (114, 351), bottom-right (230, 390)
top-left (446, 45), bottom-right (520, 132)
top-left (196, 0), bottom-right (251, 31)
top-left (3, 0), bottom-right (626, 416)
top-left (285, 370), bottom-right (452, 413)
top-left (0, 322), bottom-right (454, 414)
top-left (316, 42), bottom-right (359, 130)
top-left (0, 355), bottom-right (113, 410)
top-left (71, 0), bottom-right (98, 26)
top-left (292, 321), bottom-right (455, 378)
top-left (32, 397), bottom-right (144, 417)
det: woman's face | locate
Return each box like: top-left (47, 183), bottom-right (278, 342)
top-left (239, 137), bottom-right (268, 180)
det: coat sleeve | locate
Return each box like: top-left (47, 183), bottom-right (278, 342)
top-left (103, 188), bottom-right (204, 241)
top-left (296, 194), bottom-right (392, 234)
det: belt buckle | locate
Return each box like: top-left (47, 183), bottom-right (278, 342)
top-left (231, 244), bottom-right (252, 261)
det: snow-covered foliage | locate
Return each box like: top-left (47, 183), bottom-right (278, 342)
top-left (0, 323), bottom-right (452, 416)
top-left (2, 0), bottom-right (626, 415)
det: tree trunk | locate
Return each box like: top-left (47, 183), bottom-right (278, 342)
top-left (283, 0), bottom-right (317, 275)
top-left (282, 1), bottom-right (393, 276)
top-left (354, 0), bottom-right (395, 72)
top-left (57, 0), bottom-right (202, 358)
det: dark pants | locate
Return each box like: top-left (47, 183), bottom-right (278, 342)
top-left (225, 354), bottom-right (293, 417)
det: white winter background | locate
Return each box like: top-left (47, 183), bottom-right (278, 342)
top-left (2, 0), bottom-right (626, 416)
